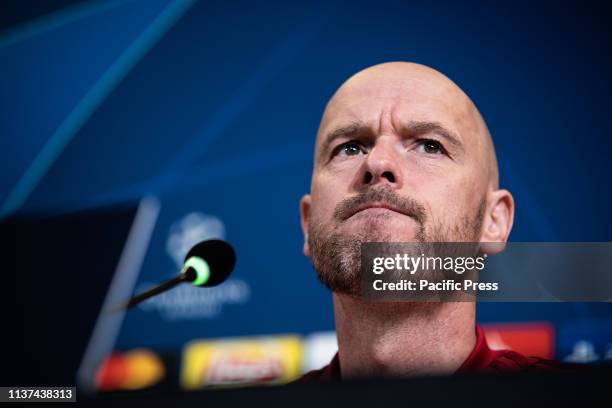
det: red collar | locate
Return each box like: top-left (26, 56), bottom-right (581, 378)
top-left (456, 325), bottom-right (502, 373)
top-left (299, 325), bottom-right (503, 382)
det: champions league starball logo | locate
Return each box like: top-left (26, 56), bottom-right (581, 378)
top-left (138, 212), bottom-right (250, 320)
top-left (166, 212), bottom-right (226, 267)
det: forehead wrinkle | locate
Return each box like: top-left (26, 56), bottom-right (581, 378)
top-left (313, 62), bottom-right (500, 189)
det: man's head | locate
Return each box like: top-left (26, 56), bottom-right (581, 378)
top-left (299, 62), bottom-right (514, 296)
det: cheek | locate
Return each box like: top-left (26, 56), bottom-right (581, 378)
top-left (310, 175), bottom-right (347, 223)
top-left (411, 173), bottom-right (481, 224)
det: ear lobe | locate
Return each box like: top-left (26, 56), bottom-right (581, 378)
top-left (300, 194), bottom-right (312, 257)
top-left (480, 189), bottom-right (515, 252)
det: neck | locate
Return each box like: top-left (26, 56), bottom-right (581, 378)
top-left (333, 293), bottom-right (476, 378)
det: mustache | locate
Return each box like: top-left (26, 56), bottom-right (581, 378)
top-left (333, 186), bottom-right (427, 225)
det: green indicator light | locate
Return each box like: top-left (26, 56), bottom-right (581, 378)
top-left (184, 256), bottom-right (210, 286)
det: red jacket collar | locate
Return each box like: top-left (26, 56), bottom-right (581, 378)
top-left (456, 325), bottom-right (501, 373)
top-left (300, 325), bottom-right (499, 381)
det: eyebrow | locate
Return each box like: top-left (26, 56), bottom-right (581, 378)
top-left (318, 121), bottom-right (369, 162)
top-left (402, 121), bottom-right (464, 151)
top-left (318, 120), bottom-right (463, 162)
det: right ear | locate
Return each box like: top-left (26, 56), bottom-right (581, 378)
top-left (299, 194), bottom-right (312, 257)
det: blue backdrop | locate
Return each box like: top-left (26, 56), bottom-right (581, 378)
top-left (2, 0), bottom-right (612, 369)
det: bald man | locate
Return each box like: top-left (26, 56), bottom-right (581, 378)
top-left (298, 62), bottom-right (566, 381)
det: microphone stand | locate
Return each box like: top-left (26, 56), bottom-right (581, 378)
top-left (122, 268), bottom-right (196, 309)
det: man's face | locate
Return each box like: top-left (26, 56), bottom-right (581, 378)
top-left (300, 63), bottom-right (508, 296)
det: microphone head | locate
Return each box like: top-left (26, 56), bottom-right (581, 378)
top-left (182, 239), bottom-right (236, 287)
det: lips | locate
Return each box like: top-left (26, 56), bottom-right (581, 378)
top-left (348, 203), bottom-right (407, 219)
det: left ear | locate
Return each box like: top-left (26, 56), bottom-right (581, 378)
top-left (299, 194), bottom-right (312, 257)
top-left (480, 189), bottom-right (514, 249)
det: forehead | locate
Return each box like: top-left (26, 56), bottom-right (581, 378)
top-left (316, 73), bottom-right (479, 150)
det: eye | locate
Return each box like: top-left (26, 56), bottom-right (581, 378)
top-left (334, 141), bottom-right (365, 157)
top-left (417, 139), bottom-right (444, 155)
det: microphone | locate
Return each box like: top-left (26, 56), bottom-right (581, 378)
top-left (123, 239), bottom-right (236, 309)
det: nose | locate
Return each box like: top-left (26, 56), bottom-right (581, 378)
top-left (360, 140), bottom-right (403, 188)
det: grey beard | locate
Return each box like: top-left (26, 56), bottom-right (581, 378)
top-left (307, 203), bottom-right (485, 297)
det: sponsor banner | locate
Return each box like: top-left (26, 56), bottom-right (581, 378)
top-left (181, 336), bottom-right (302, 388)
top-left (95, 349), bottom-right (166, 391)
top-left (302, 332), bottom-right (338, 373)
top-left (559, 319), bottom-right (612, 364)
top-left (482, 322), bottom-right (555, 359)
